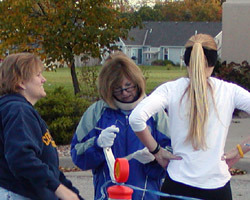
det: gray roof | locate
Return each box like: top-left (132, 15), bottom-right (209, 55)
top-left (123, 21), bottom-right (222, 47)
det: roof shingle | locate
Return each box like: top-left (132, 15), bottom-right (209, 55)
top-left (123, 21), bottom-right (222, 47)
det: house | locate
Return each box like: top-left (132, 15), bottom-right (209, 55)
top-left (116, 21), bottom-right (222, 66)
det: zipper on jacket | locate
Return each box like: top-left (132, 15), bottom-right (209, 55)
top-left (142, 175), bottom-right (148, 199)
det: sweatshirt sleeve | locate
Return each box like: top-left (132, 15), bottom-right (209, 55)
top-left (71, 101), bottom-right (106, 170)
top-left (3, 104), bottom-right (60, 192)
top-left (59, 172), bottom-right (85, 200)
top-left (234, 83), bottom-right (250, 113)
top-left (129, 84), bottom-right (169, 132)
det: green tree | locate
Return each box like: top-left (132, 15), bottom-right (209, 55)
top-left (136, 5), bottom-right (164, 21)
top-left (0, 0), bottom-right (140, 94)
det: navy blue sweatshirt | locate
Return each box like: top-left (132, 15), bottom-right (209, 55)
top-left (0, 94), bottom-right (83, 200)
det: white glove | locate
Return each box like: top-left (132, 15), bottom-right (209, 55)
top-left (97, 125), bottom-right (119, 148)
top-left (129, 147), bottom-right (155, 164)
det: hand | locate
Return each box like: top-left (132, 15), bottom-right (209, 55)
top-left (55, 184), bottom-right (79, 200)
top-left (222, 148), bottom-right (240, 168)
top-left (154, 148), bottom-right (182, 169)
top-left (131, 147), bottom-right (155, 164)
top-left (97, 125), bottom-right (119, 148)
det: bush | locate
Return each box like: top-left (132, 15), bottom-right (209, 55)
top-left (215, 60), bottom-right (250, 91)
top-left (214, 60), bottom-right (250, 117)
top-left (35, 87), bottom-right (92, 145)
top-left (151, 59), bottom-right (175, 66)
top-left (166, 64), bottom-right (173, 70)
top-left (139, 66), bottom-right (150, 81)
top-left (78, 66), bottom-right (99, 101)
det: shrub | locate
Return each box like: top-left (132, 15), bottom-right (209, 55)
top-left (139, 66), bottom-right (150, 81)
top-left (214, 60), bottom-right (250, 117)
top-left (78, 66), bottom-right (99, 101)
top-left (215, 60), bottom-right (250, 91)
top-left (151, 59), bottom-right (175, 66)
top-left (166, 64), bottom-right (173, 70)
top-left (35, 87), bottom-right (92, 145)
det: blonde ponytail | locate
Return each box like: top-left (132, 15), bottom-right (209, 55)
top-left (186, 42), bottom-right (209, 150)
top-left (183, 34), bottom-right (217, 150)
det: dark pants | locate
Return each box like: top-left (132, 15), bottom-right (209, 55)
top-left (160, 173), bottom-right (232, 200)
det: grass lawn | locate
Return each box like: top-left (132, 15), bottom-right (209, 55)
top-left (43, 67), bottom-right (74, 93)
top-left (144, 66), bottom-right (187, 93)
top-left (43, 66), bottom-right (187, 96)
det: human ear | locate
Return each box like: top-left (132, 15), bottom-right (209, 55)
top-left (17, 81), bottom-right (26, 90)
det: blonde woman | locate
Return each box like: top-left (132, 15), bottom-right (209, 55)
top-left (129, 34), bottom-right (250, 200)
top-left (71, 52), bottom-right (172, 200)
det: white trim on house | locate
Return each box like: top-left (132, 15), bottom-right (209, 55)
top-left (143, 50), bottom-right (160, 54)
top-left (215, 31), bottom-right (222, 58)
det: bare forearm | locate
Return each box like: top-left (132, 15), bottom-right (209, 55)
top-left (135, 127), bottom-right (158, 152)
top-left (135, 127), bottom-right (182, 169)
top-left (224, 135), bottom-right (250, 167)
top-left (239, 135), bottom-right (250, 155)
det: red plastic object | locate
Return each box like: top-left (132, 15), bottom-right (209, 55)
top-left (107, 185), bottom-right (133, 199)
top-left (114, 158), bottom-right (129, 183)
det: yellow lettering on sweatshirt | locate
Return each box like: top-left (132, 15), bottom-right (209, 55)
top-left (42, 130), bottom-right (57, 147)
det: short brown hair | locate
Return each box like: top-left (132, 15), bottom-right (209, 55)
top-left (98, 51), bottom-right (146, 109)
top-left (0, 53), bottom-right (44, 95)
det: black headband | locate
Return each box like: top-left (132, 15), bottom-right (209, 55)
top-left (184, 47), bottom-right (218, 67)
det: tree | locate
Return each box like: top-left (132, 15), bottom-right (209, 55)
top-left (0, 0), bottom-right (140, 94)
top-left (134, 0), bottom-right (222, 22)
top-left (111, 0), bottom-right (131, 12)
top-left (135, 5), bottom-right (164, 21)
top-left (183, 0), bottom-right (222, 21)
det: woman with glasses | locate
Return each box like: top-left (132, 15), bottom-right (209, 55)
top-left (71, 51), bottom-right (172, 200)
top-left (0, 53), bottom-right (83, 200)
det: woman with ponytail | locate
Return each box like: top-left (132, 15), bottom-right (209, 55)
top-left (129, 33), bottom-right (250, 200)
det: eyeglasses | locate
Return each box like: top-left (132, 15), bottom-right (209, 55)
top-left (113, 85), bottom-right (137, 95)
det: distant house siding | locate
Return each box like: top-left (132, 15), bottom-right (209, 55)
top-left (126, 47), bottom-right (143, 65)
top-left (142, 47), bottom-right (160, 65)
top-left (168, 47), bottom-right (183, 65)
top-left (74, 54), bottom-right (100, 67)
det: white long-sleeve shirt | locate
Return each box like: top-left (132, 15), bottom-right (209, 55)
top-left (129, 77), bottom-right (250, 189)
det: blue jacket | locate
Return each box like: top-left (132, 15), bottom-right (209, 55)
top-left (0, 94), bottom-right (82, 200)
top-left (71, 100), bottom-right (171, 200)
